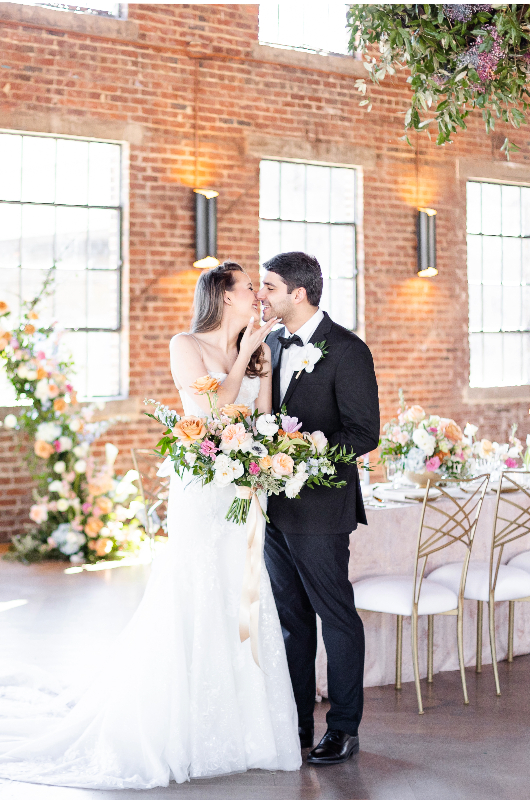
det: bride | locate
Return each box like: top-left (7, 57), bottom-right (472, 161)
top-left (0, 261), bottom-right (302, 789)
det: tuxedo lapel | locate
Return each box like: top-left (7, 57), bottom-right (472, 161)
top-left (269, 328), bottom-right (284, 413)
top-left (281, 312), bottom-right (333, 408)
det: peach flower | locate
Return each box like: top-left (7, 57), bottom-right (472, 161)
top-left (37, 367), bottom-right (47, 380)
top-left (0, 301), bottom-right (9, 314)
top-left (34, 440), bottom-right (54, 459)
top-left (221, 423), bottom-right (248, 449)
top-left (29, 503), bottom-right (48, 524)
top-left (95, 496), bottom-right (113, 515)
top-left (53, 397), bottom-right (67, 412)
top-left (271, 453), bottom-right (294, 477)
top-left (191, 376), bottom-right (221, 395)
top-left (47, 383), bottom-right (60, 398)
top-left (27, 311), bottom-right (39, 320)
top-left (24, 323), bottom-right (36, 335)
top-left (442, 420), bottom-right (463, 443)
top-left (259, 455), bottom-right (272, 470)
top-left (0, 331), bottom-right (10, 350)
top-left (88, 538), bottom-right (113, 556)
top-left (85, 516), bottom-right (105, 537)
top-left (221, 404), bottom-right (251, 419)
top-left (278, 430), bottom-right (304, 440)
top-left (88, 476), bottom-right (114, 496)
top-left (173, 415), bottom-right (207, 445)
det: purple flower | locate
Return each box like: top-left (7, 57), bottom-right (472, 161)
top-left (280, 415), bottom-right (302, 433)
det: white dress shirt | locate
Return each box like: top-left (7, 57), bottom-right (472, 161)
top-left (279, 308), bottom-right (325, 404)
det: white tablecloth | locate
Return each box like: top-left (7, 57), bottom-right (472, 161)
top-left (315, 490), bottom-right (530, 693)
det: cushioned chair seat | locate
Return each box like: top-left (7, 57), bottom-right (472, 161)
top-left (426, 561), bottom-right (530, 602)
top-left (353, 575), bottom-right (458, 617)
top-left (507, 550), bottom-right (530, 574)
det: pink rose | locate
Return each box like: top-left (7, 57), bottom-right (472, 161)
top-left (54, 439), bottom-right (62, 452)
top-left (29, 504), bottom-right (48, 524)
top-left (425, 456), bottom-right (441, 472)
top-left (220, 423), bottom-right (249, 452)
top-left (505, 457), bottom-right (518, 469)
top-left (309, 430), bottom-right (328, 454)
top-left (249, 461), bottom-right (260, 475)
top-left (200, 439), bottom-right (218, 456)
top-left (82, 502), bottom-right (92, 514)
top-left (271, 453), bottom-right (294, 477)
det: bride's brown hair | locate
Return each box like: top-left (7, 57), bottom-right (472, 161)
top-left (191, 261), bottom-right (267, 378)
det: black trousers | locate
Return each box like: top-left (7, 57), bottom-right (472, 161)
top-left (264, 521), bottom-right (365, 737)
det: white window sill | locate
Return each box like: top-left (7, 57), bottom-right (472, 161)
top-left (464, 385), bottom-right (530, 405)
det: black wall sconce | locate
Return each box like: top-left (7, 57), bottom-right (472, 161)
top-left (416, 208), bottom-right (438, 277)
top-left (194, 189), bottom-right (219, 269)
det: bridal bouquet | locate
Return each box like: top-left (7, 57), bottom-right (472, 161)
top-left (145, 376), bottom-right (359, 524)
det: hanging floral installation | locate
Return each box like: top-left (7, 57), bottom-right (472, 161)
top-left (348, 4), bottom-right (530, 157)
top-left (0, 271), bottom-right (145, 564)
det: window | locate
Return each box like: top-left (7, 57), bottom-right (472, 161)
top-left (0, 132), bottom-right (125, 401)
top-left (259, 1), bottom-right (350, 56)
top-left (467, 180), bottom-right (530, 387)
top-left (259, 160), bottom-right (357, 330)
top-left (12, 0), bottom-right (125, 18)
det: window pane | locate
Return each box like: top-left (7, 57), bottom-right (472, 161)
top-left (522, 286), bottom-right (530, 331)
top-left (306, 223), bottom-right (330, 278)
top-left (503, 332), bottom-right (523, 385)
top-left (330, 278), bottom-right (355, 329)
top-left (56, 139), bottom-right (89, 206)
top-left (482, 285), bottom-right (502, 331)
top-left (88, 208), bottom-right (120, 269)
top-left (306, 166), bottom-right (330, 223)
top-left (502, 285), bottom-right (521, 331)
top-left (54, 270), bottom-right (87, 329)
top-left (280, 220), bottom-right (306, 252)
top-left (481, 183), bottom-right (501, 236)
top-left (88, 142), bottom-right (120, 207)
top-left (481, 236), bottom-right (502, 284)
top-left (21, 136), bottom-right (56, 203)
top-left (20, 268), bottom-right (54, 326)
top-left (522, 187), bottom-right (530, 237)
top-left (60, 331), bottom-right (87, 398)
top-left (469, 333), bottom-right (483, 387)
top-left (483, 333), bottom-right (503, 386)
top-left (259, 219), bottom-right (281, 265)
top-left (523, 239), bottom-right (530, 284)
top-left (320, 278), bottom-right (330, 318)
top-left (467, 235), bottom-right (482, 283)
top-left (259, 161), bottom-right (280, 220)
top-left (330, 168), bottom-right (355, 223)
top-left (330, 225), bottom-right (355, 279)
top-left (502, 184), bottom-right (521, 237)
top-left (0, 134), bottom-right (22, 201)
top-left (21, 205), bottom-right (55, 270)
top-left (56, 207), bottom-right (88, 271)
top-left (277, 0), bottom-right (303, 48)
top-left (280, 162), bottom-right (305, 221)
top-left (1, 268), bottom-right (21, 318)
top-left (502, 237), bottom-right (521, 284)
top-left (466, 182), bottom-right (482, 234)
top-left (468, 284), bottom-right (482, 332)
top-left (0, 204), bottom-right (21, 269)
top-left (259, 3), bottom-right (279, 43)
top-left (87, 270), bottom-right (120, 329)
top-left (87, 331), bottom-right (121, 396)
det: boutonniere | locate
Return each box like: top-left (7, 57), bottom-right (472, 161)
top-left (293, 341), bottom-right (328, 379)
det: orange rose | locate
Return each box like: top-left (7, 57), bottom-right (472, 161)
top-left (34, 440), bottom-right (54, 459)
top-left (279, 429), bottom-right (304, 440)
top-left (271, 452), bottom-right (294, 477)
top-left (442, 420), bottom-right (463, 443)
top-left (24, 323), bottom-right (35, 335)
top-left (95, 496), bottom-right (113, 515)
top-left (53, 397), bottom-right (67, 412)
top-left (85, 516), bottom-right (105, 537)
top-left (259, 455), bottom-right (272, 470)
top-left (0, 301), bottom-right (9, 314)
top-left (173, 415), bottom-right (207, 444)
top-left (27, 311), bottom-right (39, 320)
top-left (190, 375), bottom-right (221, 395)
top-left (221, 404), bottom-right (251, 419)
top-left (37, 367), bottom-right (47, 380)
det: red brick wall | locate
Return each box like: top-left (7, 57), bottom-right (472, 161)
top-left (1, 3), bottom-right (528, 541)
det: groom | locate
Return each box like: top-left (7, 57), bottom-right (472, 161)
top-left (258, 252), bottom-right (380, 765)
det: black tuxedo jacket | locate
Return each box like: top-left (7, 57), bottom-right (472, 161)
top-left (266, 312), bottom-right (380, 536)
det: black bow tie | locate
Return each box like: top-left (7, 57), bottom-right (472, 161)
top-left (278, 334), bottom-right (304, 349)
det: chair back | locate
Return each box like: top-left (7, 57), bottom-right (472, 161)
top-left (131, 448), bottom-right (169, 541)
top-left (490, 470), bottom-right (530, 594)
top-left (413, 475), bottom-right (489, 610)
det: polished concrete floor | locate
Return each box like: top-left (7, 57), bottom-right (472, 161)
top-left (0, 553), bottom-right (528, 799)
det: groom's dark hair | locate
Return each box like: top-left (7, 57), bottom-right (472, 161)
top-left (262, 251), bottom-right (323, 307)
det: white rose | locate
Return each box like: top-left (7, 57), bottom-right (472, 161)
top-left (310, 430), bottom-right (328, 454)
top-left (56, 498), bottom-right (69, 512)
top-left (284, 473), bottom-right (307, 499)
top-left (213, 455), bottom-right (236, 487)
top-left (58, 436), bottom-right (73, 452)
top-left (69, 417), bottom-right (82, 433)
top-left (73, 442), bottom-right (88, 458)
top-left (231, 459), bottom-right (244, 481)
top-left (464, 423), bottom-right (478, 438)
top-left (74, 459), bottom-right (86, 473)
top-left (35, 379), bottom-right (50, 402)
top-left (37, 421), bottom-right (62, 443)
top-left (256, 414), bottom-right (279, 438)
top-left (16, 364), bottom-right (28, 379)
top-left (238, 434), bottom-right (256, 454)
top-left (53, 461), bottom-right (66, 474)
top-left (49, 480), bottom-right (63, 493)
top-left (412, 428), bottom-right (436, 457)
top-left (3, 414), bottom-right (17, 429)
top-left (25, 369), bottom-right (38, 380)
top-left (508, 446), bottom-right (521, 459)
top-left (184, 451), bottom-right (197, 467)
top-left (29, 504), bottom-right (48, 524)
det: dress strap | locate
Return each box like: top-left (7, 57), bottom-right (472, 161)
top-left (187, 333), bottom-right (204, 358)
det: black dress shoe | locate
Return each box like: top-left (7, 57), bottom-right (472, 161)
top-left (307, 729), bottom-right (359, 765)
top-left (298, 725), bottom-right (314, 748)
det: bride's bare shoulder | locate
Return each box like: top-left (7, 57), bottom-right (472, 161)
top-left (170, 333), bottom-right (199, 353)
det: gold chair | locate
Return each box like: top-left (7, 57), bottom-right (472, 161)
top-left (430, 470), bottom-right (530, 695)
top-left (354, 475), bottom-right (489, 714)
top-left (131, 449), bottom-right (169, 551)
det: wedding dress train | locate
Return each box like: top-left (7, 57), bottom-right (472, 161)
top-left (0, 373), bottom-right (301, 789)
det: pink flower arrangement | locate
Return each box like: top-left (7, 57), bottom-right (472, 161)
top-left (425, 456), bottom-right (441, 472)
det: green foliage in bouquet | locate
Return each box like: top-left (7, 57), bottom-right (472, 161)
top-left (348, 4), bottom-right (530, 157)
top-left (0, 270), bottom-right (146, 565)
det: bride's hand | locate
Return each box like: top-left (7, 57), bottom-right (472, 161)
top-left (239, 315), bottom-right (279, 363)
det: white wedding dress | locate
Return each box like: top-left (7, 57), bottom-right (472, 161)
top-left (0, 373), bottom-right (301, 789)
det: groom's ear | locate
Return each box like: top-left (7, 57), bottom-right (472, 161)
top-left (292, 287), bottom-right (307, 305)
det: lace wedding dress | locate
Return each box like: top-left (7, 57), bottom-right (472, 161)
top-left (0, 373), bottom-right (301, 789)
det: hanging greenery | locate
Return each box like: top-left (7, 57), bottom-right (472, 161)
top-left (347, 4), bottom-right (530, 157)
top-left (0, 270), bottom-right (146, 565)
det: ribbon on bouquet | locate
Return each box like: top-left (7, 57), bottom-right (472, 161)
top-left (236, 485), bottom-right (265, 668)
